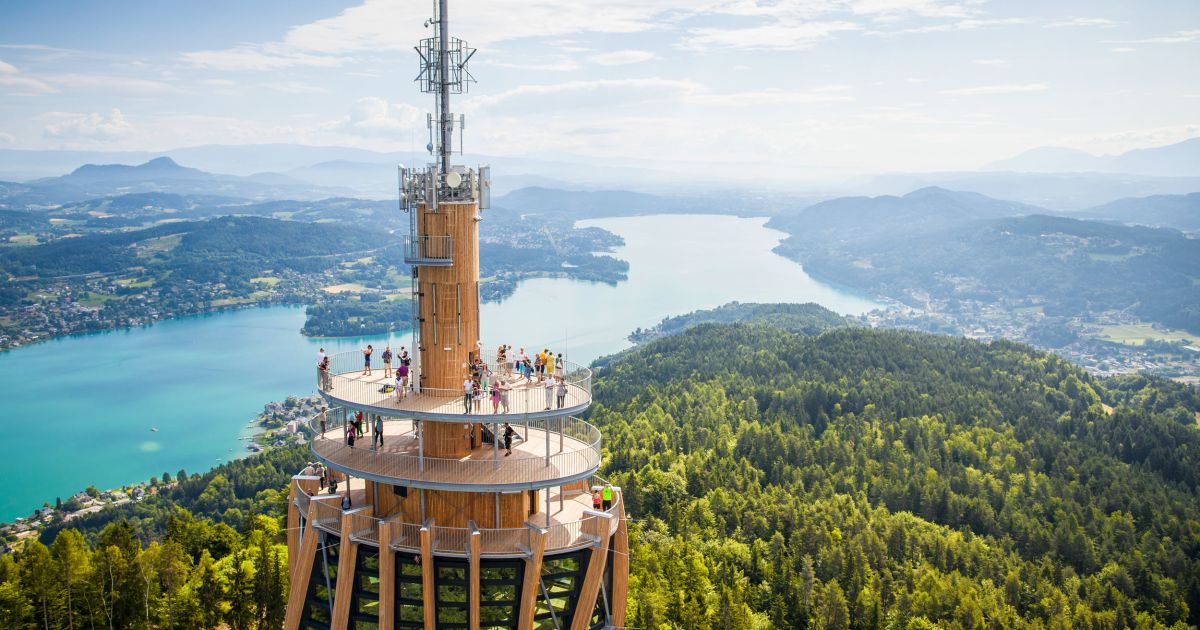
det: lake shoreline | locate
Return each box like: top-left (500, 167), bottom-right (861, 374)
top-left (0, 214), bottom-right (879, 521)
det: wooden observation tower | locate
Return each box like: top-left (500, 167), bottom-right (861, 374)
top-left (285, 1), bottom-right (629, 629)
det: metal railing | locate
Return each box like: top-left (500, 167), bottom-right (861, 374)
top-left (403, 235), bottom-right (453, 262)
top-left (294, 474), bottom-right (622, 557)
top-left (307, 414), bottom-right (601, 488)
top-left (348, 510), bottom-right (380, 545)
top-left (317, 348), bottom-right (592, 418)
top-left (312, 499), bottom-right (344, 534)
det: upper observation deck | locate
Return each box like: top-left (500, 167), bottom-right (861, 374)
top-left (309, 416), bottom-right (601, 491)
top-left (317, 349), bottom-right (592, 420)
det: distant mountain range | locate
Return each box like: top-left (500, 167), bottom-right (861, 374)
top-left (987, 137), bottom-right (1200, 177)
top-left (860, 171), bottom-right (1200, 210)
top-left (1, 157), bottom-right (353, 205)
top-left (2, 138), bottom-right (1198, 209)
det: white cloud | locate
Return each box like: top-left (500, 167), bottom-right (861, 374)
top-left (682, 20), bottom-right (862, 51)
top-left (0, 62), bottom-right (57, 95)
top-left (1073, 124), bottom-right (1200, 152)
top-left (1107, 29), bottom-right (1200, 44)
top-left (48, 73), bottom-right (177, 96)
top-left (322, 97), bottom-right (423, 137)
top-left (972, 58), bottom-right (1008, 67)
top-left (43, 109), bottom-right (134, 140)
top-left (0, 132), bottom-right (14, 146)
top-left (588, 50), bottom-right (657, 65)
top-left (850, 0), bottom-right (974, 19)
top-left (487, 59), bottom-right (581, 72)
top-left (941, 83), bottom-right (1048, 96)
top-left (1110, 47), bottom-right (1136, 53)
top-left (179, 0), bottom-right (691, 71)
top-left (897, 17), bottom-right (1028, 34)
top-left (1044, 17), bottom-right (1118, 28)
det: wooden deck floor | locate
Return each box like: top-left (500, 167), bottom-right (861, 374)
top-left (322, 370), bottom-right (590, 418)
top-left (311, 420), bottom-right (600, 487)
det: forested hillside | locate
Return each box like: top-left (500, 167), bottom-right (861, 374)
top-left (3, 323), bottom-right (1199, 628)
top-left (590, 324), bottom-right (1200, 628)
top-left (628, 301), bottom-right (851, 343)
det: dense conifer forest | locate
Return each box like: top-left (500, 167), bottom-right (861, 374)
top-left (2, 318), bottom-right (1199, 628)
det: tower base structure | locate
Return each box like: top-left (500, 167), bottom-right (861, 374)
top-left (285, 462), bottom-right (628, 630)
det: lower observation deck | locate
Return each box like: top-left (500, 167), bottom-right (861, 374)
top-left (310, 417), bottom-right (601, 491)
top-left (318, 352), bottom-right (592, 420)
top-left (294, 476), bottom-right (622, 559)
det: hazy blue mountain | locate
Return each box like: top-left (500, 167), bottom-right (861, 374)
top-left (3, 157), bottom-right (354, 204)
top-left (987, 146), bottom-right (1106, 172)
top-left (37, 156), bottom-right (211, 185)
top-left (1113, 138), bottom-right (1200, 176)
top-left (768, 186), bottom-right (1039, 247)
top-left (861, 171), bottom-right (1200, 210)
top-left (987, 137), bottom-right (1200, 177)
top-left (1075, 193), bottom-right (1200, 232)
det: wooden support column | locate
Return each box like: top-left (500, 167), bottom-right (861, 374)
top-left (331, 509), bottom-right (362, 630)
top-left (610, 491), bottom-right (629, 628)
top-left (517, 526), bottom-right (548, 630)
top-left (285, 496), bottom-right (331, 630)
top-left (469, 522), bottom-right (481, 630)
top-left (287, 481), bottom-right (300, 563)
top-left (378, 520), bottom-right (395, 630)
top-left (421, 520), bottom-right (436, 630)
top-left (569, 511), bottom-right (613, 630)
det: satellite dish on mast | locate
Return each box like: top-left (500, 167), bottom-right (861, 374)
top-left (445, 171), bottom-right (462, 188)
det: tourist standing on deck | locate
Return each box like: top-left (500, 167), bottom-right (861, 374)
top-left (503, 422), bottom-right (515, 456)
top-left (473, 379), bottom-right (484, 413)
top-left (463, 376), bottom-right (473, 414)
top-left (500, 379), bottom-right (511, 413)
top-left (317, 348), bottom-right (330, 391)
top-left (544, 377), bottom-right (555, 411)
top-left (602, 483), bottom-right (614, 510)
top-left (382, 345), bottom-right (393, 378)
top-left (534, 352), bottom-right (544, 382)
top-left (373, 415), bottom-right (384, 449)
top-left (396, 362), bottom-right (409, 400)
top-left (490, 383), bottom-right (501, 413)
top-left (555, 353), bottom-right (564, 377)
top-left (362, 344), bottom-right (373, 376)
top-left (316, 406), bottom-right (328, 435)
top-left (546, 349), bottom-right (556, 380)
top-left (556, 376), bottom-right (567, 409)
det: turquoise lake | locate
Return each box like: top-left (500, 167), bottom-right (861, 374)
top-left (0, 214), bottom-right (878, 520)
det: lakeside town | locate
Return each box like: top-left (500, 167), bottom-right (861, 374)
top-left (865, 295), bottom-right (1200, 379)
top-left (0, 395), bottom-right (321, 553)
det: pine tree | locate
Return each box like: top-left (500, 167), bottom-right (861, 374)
top-left (18, 541), bottom-right (57, 630)
top-left (51, 529), bottom-right (92, 630)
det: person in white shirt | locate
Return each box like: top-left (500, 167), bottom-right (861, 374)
top-left (544, 378), bottom-right (555, 411)
top-left (464, 377), bottom-right (474, 414)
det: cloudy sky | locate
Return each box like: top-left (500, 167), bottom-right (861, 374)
top-left (0, 0), bottom-right (1197, 175)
